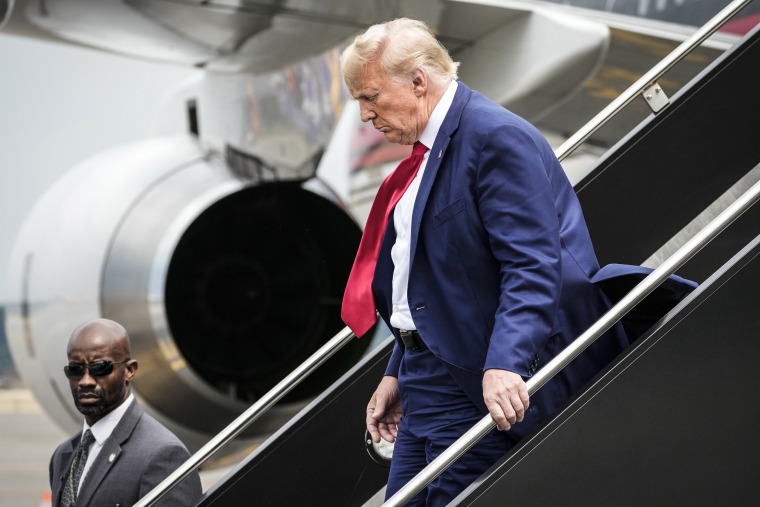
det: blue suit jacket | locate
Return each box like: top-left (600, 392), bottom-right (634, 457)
top-left (372, 83), bottom-right (629, 423)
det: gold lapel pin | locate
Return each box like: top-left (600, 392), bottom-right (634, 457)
top-left (108, 453), bottom-right (117, 463)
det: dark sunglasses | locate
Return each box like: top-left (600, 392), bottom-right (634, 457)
top-left (63, 359), bottom-right (130, 380)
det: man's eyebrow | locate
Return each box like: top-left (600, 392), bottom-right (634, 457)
top-left (353, 88), bottom-right (379, 100)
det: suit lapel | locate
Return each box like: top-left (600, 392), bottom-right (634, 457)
top-left (76, 438), bottom-right (122, 506)
top-left (409, 83), bottom-right (470, 264)
top-left (74, 399), bottom-right (142, 506)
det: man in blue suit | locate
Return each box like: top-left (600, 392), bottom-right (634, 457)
top-left (341, 18), bottom-right (629, 505)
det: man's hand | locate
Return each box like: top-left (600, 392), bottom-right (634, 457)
top-left (367, 375), bottom-right (402, 443)
top-left (483, 369), bottom-right (529, 431)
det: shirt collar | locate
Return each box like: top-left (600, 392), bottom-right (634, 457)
top-left (419, 79), bottom-right (458, 150)
top-left (82, 393), bottom-right (134, 444)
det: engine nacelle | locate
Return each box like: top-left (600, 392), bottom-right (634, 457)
top-left (5, 135), bottom-right (364, 451)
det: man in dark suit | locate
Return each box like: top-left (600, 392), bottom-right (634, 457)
top-left (340, 18), bottom-right (629, 505)
top-left (49, 318), bottom-right (201, 506)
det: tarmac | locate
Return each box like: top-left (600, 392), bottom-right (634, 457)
top-left (0, 387), bottom-right (66, 507)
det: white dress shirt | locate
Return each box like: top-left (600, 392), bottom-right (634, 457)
top-left (389, 80), bottom-right (458, 330)
top-left (77, 393), bottom-right (134, 493)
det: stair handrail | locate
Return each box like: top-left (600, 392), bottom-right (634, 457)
top-left (134, 326), bottom-right (363, 507)
top-left (136, 1), bottom-right (752, 505)
top-left (556, 0), bottom-right (751, 162)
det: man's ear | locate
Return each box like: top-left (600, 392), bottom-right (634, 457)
top-left (412, 68), bottom-right (427, 97)
top-left (125, 360), bottom-right (138, 382)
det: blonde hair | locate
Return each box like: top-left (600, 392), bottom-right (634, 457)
top-left (340, 18), bottom-right (459, 95)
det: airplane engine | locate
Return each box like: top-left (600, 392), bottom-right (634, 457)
top-left (4, 135), bottom-right (365, 451)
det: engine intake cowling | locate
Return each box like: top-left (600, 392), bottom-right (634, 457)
top-left (5, 135), bottom-right (364, 451)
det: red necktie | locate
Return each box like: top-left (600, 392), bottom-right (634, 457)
top-left (342, 141), bottom-right (429, 337)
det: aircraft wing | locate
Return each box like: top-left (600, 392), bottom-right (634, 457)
top-left (3, 0), bottom-right (754, 128)
top-left (1, 0), bottom-right (377, 70)
top-left (1, 0), bottom-right (612, 120)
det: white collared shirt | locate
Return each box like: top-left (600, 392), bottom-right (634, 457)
top-left (77, 393), bottom-right (134, 493)
top-left (389, 80), bottom-right (458, 330)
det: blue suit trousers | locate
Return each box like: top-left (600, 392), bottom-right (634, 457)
top-left (385, 346), bottom-right (514, 506)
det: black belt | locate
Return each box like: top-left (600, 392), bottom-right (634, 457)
top-left (399, 329), bottom-right (425, 351)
